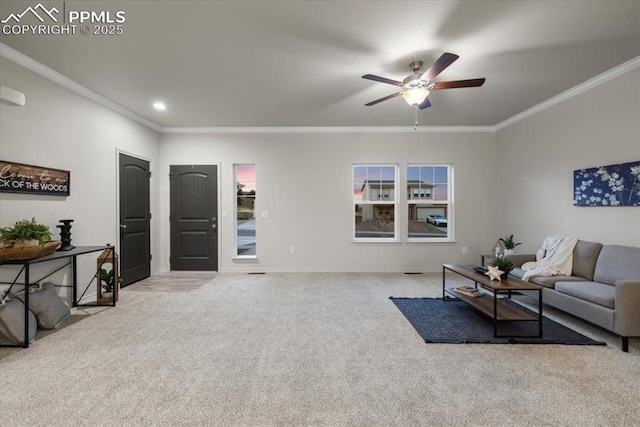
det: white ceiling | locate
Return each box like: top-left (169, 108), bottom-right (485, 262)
top-left (1, 1), bottom-right (639, 129)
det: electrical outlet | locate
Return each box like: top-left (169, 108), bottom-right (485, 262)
top-left (462, 246), bottom-right (468, 254)
top-left (222, 210), bottom-right (228, 219)
top-left (290, 246), bottom-right (295, 255)
top-left (261, 210), bottom-right (269, 218)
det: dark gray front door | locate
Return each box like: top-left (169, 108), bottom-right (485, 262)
top-left (170, 165), bottom-right (218, 271)
top-left (119, 153), bottom-right (151, 286)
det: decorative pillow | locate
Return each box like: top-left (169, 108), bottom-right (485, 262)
top-left (16, 282), bottom-right (70, 329)
top-left (0, 298), bottom-right (37, 344)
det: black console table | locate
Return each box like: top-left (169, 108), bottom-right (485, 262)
top-left (0, 245), bottom-right (116, 348)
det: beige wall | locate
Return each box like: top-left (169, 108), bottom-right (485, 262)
top-left (159, 131), bottom-right (497, 272)
top-left (496, 68), bottom-right (640, 251)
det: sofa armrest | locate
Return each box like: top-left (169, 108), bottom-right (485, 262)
top-left (614, 280), bottom-right (640, 337)
top-left (508, 254), bottom-right (536, 268)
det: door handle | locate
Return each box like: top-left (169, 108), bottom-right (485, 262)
top-left (212, 224), bottom-right (217, 230)
top-left (120, 224), bottom-right (127, 229)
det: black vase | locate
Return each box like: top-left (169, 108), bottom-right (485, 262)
top-left (56, 219), bottom-right (75, 251)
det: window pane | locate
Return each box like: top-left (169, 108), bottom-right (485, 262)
top-left (380, 166), bottom-right (395, 199)
top-left (380, 166), bottom-right (395, 180)
top-left (407, 166), bottom-right (420, 181)
top-left (353, 166), bottom-right (367, 200)
top-left (235, 164), bottom-right (256, 256)
top-left (355, 204), bottom-right (395, 238)
top-left (420, 166), bottom-right (435, 186)
top-left (434, 166), bottom-right (448, 183)
top-left (407, 205), bottom-right (448, 238)
top-left (434, 183), bottom-right (448, 201)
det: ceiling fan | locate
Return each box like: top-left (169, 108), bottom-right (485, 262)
top-left (362, 52), bottom-right (485, 110)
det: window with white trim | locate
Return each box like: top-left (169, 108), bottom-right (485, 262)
top-left (353, 164), bottom-right (398, 240)
top-left (407, 164), bottom-right (452, 240)
top-left (235, 164), bottom-right (256, 256)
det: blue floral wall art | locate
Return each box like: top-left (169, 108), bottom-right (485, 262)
top-left (573, 160), bottom-right (640, 206)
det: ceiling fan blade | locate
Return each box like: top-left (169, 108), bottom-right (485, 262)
top-left (420, 52), bottom-right (459, 81)
top-left (418, 97), bottom-right (431, 110)
top-left (362, 74), bottom-right (404, 87)
top-left (431, 78), bottom-right (486, 90)
top-left (364, 92), bottom-right (403, 106)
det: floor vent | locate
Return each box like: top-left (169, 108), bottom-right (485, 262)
top-left (248, 272), bottom-right (266, 275)
top-left (404, 272), bottom-right (423, 275)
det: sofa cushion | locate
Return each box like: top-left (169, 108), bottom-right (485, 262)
top-left (530, 275), bottom-right (588, 289)
top-left (510, 268), bottom-right (586, 289)
top-left (593, 245), bottom-right (640, 286)
top-left (571, 240), bottom-right (603, 281)
top-left (555, 281), bottom-right (615, 309)
top-left (510, 267), bottom-right (525, 279)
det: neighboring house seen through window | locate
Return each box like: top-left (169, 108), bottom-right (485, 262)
top-left (353, 165), bottom-right (398, 240)
top-left (407, 164), bottom-right (452, 240)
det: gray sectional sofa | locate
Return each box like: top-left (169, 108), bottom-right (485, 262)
top-left (509, 241), bottom-right (640, 352)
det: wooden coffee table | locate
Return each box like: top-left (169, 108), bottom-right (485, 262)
top-left (442, 264), bottom-right (544, 338)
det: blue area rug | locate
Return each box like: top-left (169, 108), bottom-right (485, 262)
top-left (390, 297), bottom-right (606, 346)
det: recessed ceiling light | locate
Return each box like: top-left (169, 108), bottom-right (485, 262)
top-left (153, 102), bottom-right (166, 111)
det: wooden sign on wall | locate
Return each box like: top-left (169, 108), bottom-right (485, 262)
top-left (0, 160), bottom-right (70, 196)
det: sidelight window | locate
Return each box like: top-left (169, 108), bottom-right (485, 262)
top-left (235, 164), bottom-right (256, 256)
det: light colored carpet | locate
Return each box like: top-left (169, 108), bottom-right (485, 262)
top-left (0, 314), bottom-right (89, 360)
top-left (1, 272), bottom-right (639, 426)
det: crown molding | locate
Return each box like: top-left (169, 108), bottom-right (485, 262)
top-left (0, 43), bottom-right (162, 132)
top-left (160, 125), bottom-right (495, 134)
top-left (495, 55), bottom-right (640, 131)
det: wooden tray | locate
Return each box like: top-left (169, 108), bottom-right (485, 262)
top-left (0, 241), bottom-right (61, 262)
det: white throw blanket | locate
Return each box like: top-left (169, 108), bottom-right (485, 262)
top-left (521, 235), bottom-right (578, 282)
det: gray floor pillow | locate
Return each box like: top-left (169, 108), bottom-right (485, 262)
top-left (16, 282), bottom-right (71, 329)
top-left (0, 298), bottom-right (37, 344)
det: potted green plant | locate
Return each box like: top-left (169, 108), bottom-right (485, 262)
top-left (499, 234), bottom-right (522, 255)
top-left (0, 218), bottom-right (52, 248)
top-left (490, 255), bottom-right (514, 280)
top-left (100, 268), bottom-right (115, 295)
top-left (99, 268), bottom-right (122, 301)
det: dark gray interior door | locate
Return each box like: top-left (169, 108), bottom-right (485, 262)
top-left (170, 165), bottom-right (218, 271)
top-left (119, 153), bottom-right (151, 286)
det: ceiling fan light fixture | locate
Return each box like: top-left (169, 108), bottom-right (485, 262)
top-left (362, 52), bottom-right (484, 110)
top-left (402, 87), bottom-right (430, 106)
